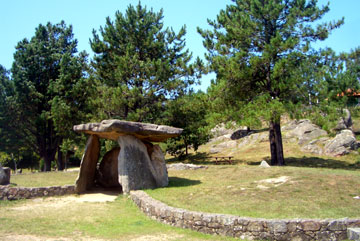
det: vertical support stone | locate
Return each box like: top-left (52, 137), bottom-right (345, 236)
top-left (150, 145), bottom-right (168, 187)
top-left (117, 135), bottom-right (157, 193)
top-left (75, 135), bottom-right (100, 193)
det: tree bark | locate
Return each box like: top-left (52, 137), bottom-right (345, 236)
top-left (43, 149), bottom-right (57, 172)
top-left (269, 120), bottom-right (285, 166)
top-left (57, 146), bottom-right (64, 171)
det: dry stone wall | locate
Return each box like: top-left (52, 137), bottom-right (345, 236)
top-left (130, 190), bottom-right (360, 241)
top-left (0, 185), bottom-right (75, 200)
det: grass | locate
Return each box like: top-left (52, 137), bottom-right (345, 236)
top-left (10, 170), bottom-right (79, 187)
top-left (2, 125), bottom-right (360, 239)
top-left (0, 195), bottom-right (236, 240)
top-left (147, 165), bottom-right (360, 219)
top-left (158, 128), bottom-right (360, 220)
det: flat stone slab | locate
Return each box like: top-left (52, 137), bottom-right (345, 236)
top-left (73, 119), bottom-right (183, 142)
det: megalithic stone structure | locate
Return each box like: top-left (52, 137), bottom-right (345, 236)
top-left (73, 119), bottom-right (182, 194)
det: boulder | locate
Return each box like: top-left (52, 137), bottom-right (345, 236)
top-left (285, 119), bottom-right (327, 145)
top-left (325, 130), bottom-right (357, 156)
top-left (97, 147), bottom-right (121, 188)
top-left (74, 119), bottom-right (183, 142)
top-left (210, 123), bottom-right (236, 138)
top-left (117, 135), bottom-right (158, 193)
top-left (75, 135), bottom-right (100, 193)
top-left (0, 164), bottom-right (10, 185)
top-left (334, 108), bottom-right (352, 131)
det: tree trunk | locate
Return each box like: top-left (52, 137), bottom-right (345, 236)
top-left (269, 120), bottom-right (285, 166)
top-left (184, 137), bottom-right (188, 156)
top-left (43, 150), bottom-right (57, 172)
top-left (57, 146), bottom-right (64, 171)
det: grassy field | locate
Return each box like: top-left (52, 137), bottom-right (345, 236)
top-left (10, 170), bottom-right (79, 187)
top-left (2, 127), bottom-right (360, 239)
top-left (0, 195), bottom-right (235, 240)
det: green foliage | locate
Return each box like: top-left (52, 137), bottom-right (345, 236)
top-left (165, 92), bottom-right (210, 156)
top-left (198, 0), bottom-right (343, 165)
top-left (1, 21), bottom-right (93, 171)
top-left (91, 3), bottom-right (203, 123)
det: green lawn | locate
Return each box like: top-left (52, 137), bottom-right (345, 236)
top-left (0, 194), bottom-right (236, 240)
top-left (147, 165), bottom-right (360, 219)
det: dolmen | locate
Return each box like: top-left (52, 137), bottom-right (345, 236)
top-left (73, 119), bottom-right (182, 194)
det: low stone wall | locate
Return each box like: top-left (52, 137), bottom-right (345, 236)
top-left (0, 185), bottom-right (75, 200)
top-left (130, 190), bottom-right (360, 241)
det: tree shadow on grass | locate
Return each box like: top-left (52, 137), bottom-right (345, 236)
top-left (248, 156), bottom-right (360, 170)
top-left (285, 156), bottom-right (360, 170)
top-left (168, 177), bottom-right (201, 188)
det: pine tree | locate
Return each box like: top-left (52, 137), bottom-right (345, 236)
top-left (6, 21), bottom-right (93, 171)
top-left (198, 0), bottom-right (343, 165)
top-left (90, 3), bottom-right (203, 123)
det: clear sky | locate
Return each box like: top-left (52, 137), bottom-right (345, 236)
top-left (1, 0), bottom-right (359, 91)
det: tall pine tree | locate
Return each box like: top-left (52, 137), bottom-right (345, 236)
top-left (90, 3), bottom-right (203, 123)
top-left (6, 21), bottom-right (93, 171)
top-left (199, 0), bottom-right (343, 165)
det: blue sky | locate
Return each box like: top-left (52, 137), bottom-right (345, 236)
top-left (1, 0), bottom-right (359, 91)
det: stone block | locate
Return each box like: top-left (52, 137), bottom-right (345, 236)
top-left (301, 220), bottom-right (321, 231)
top-left (347, 228), bottom-right (360, 241)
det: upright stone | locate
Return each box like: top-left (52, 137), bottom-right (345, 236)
top-left (97, 147), bottom-right (121, 188)
top-left (75, 135), bottom-right (100, 193)
top-left (0, 163), bottom-right (10, 185)
top-left (150, 145), bottom-right (168, 187)
top-left (118, 135), bottom-right (157, 193)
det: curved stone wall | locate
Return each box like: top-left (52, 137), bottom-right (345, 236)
top-left (130, 190), bottom-right (360, 241)
top-left (0, 185), bottom-right (75, 200)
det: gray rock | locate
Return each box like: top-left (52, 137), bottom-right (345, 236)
top-left (0, 164), bottom-right (10, 185)
top-left (216, 140), bottom-right (237, 149)
top-left (325, 130), bottom-right (357, 156)
top-left (97, 147), bottom-right (121, 188)
top-left (301, 144), bottom-right (324, 155)
top-left (75, 135), bottom-right (100, 193)
top-left (348, 228), bottom-right (360, 240)
top-left (167, 163), bottom-right (208, 170)
top-left (335, 109), bottom-right (352, 131)
top-left (286, 119), bottom-right (327, 145)
top-left (74, 119), bottom-right (183, 142)
top-left (118, 135), bottom-right (157, 193)
top-left (150, 145), bottom-right (168, 187)
top-left (210, 123), bottom-right (237, 138)
top-left (259, 160), bottom-right (271, 168)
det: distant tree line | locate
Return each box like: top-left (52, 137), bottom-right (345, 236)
top-left (0, 1), bottom-right (359, 171)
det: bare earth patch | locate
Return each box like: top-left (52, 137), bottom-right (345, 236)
top-left (10, 190), bottom-right (120, 211)
top-left (255, 176), bottom-right (291, 189)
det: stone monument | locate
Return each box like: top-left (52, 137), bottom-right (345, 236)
top-left (73, 119), bottom-right (182, 194)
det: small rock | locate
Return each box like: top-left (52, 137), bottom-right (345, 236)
top-left (259, 160), bottom-right (271, 168)
top-left (353, 196), bottom-right (360, 199)
top-left (166, 163), bottom-right (208, 170)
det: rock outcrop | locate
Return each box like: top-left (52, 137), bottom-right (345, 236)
top-left (334, 108), bottom-right (352, 131)
top-left (325, 130), bottom-right (358, 156)
top-left (74, 120), bottom-right (182, 194)
top-left (283, 119), bottom-right (328, 145)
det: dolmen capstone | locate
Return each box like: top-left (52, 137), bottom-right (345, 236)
top-left (73, 119), bottom-right (182, 194)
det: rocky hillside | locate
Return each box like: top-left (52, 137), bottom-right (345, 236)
top-left (207, 112), bottom-right (359, 158)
